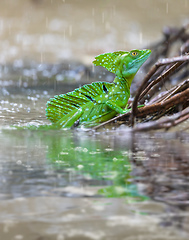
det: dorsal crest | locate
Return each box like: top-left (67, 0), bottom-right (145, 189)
top-left (93, 51), bottom-right (128, 74)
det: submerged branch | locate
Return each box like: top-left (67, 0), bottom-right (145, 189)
top-left (133, 107), bottom-right (189, 132)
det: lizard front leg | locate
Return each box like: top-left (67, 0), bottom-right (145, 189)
top-left (106, 100), bottom-right (130, 114)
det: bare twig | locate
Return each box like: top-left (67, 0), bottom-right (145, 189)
top-left (92, 24), bottom-right (189, 132)
top-left (148, 80), bottom-right (189, 104)
top-left (93, 86), bottom-right (189, 131)
top-left (164, 23), bottom-right (189, 46)
top-left (130, 55), bottom-right (189, 126)
top-left (136, 87), bottom-right (189, 117)
top-left (139, 62), bottom-right (182, 102)
top-left (145, 23), bottom-right (189, 65)
top-left (133, 107), bottom-right (189, 132)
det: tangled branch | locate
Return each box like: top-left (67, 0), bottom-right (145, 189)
top-left (93, 24), bottom-right (189, 132)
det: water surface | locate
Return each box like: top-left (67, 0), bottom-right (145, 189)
top-left (0, 1), bottom-right (189, 239)
top-left (0, 108), bottom-right (189, 239)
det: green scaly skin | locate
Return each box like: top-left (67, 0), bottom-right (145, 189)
top-left (46, 49), bottom-right (151, 128)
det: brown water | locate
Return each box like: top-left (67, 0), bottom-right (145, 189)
top-left (0, 1), bottom-right (189, 240)
top-left (0, 128), bottom-right (189, 239)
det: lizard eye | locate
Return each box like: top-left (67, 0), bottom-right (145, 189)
top-left (131, 51), bottom-right (138, 57)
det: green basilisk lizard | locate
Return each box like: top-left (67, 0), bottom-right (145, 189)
top-left (46, 49), bottom-right (151, 128)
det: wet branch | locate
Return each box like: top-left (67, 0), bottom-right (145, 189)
top-left (93, 86), bottom-right (189, 131)
top-left (130, 55), bottom-right (189, 126)
top-left (139, 62), bottom-right (182, 102)
top-left (136, 87), bottom-right (189, 117)
top-left (93, 24), bottom-right (189, 132)
top-left (133, 107), bottom-right (189, 132)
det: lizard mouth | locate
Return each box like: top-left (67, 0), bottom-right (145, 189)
top-left (136, 49), bottom-right (151, 62)
top-left (130, 49), bottom-right (151, 67)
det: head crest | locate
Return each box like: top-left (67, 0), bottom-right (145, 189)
top-left (93, 51), bottom-right (128, 74)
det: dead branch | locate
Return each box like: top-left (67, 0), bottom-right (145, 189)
top-left (130, 55), bottom-right (189, 126)
top-left (92, 24), bottom-right (189, 132)
top-left (145, 23), bottom-right (189, 65)
top-left (93, 82), bottom-right (189, 131)
top-left (136, 87), bottom-right (189, 117)
top-left (148, 80), bottom-right (189, 104)
top-left (139, 62), bottom-right (183, 102)
top-left (133, 107), bottom-right (189, 132)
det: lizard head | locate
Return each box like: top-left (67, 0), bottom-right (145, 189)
top-left (93, 49), bottom-right (151, 87)
top-left (116, 49), bottom-right (151, 78)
